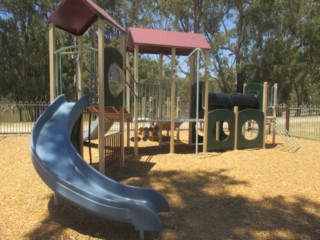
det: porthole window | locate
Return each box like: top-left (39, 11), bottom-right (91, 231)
top-left (108, 63), bottom-right (124, 97)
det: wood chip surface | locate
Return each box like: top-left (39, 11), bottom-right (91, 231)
top-left (0, 132), bottom-right (319, 240)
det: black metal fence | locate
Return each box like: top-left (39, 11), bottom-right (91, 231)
top-left (0, 101), bottom-right (120, 134)
top-left (1, 101), bottom-right (320, 141)
top-left (0, 101), bottom-right (48, 134)
top-left (272, 105), bottom-right (320, 141)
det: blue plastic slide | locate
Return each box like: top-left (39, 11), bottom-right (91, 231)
top-left (83, 117), bottom-right (114, 141)
top-left (30, 95), bottom-right (170, 239)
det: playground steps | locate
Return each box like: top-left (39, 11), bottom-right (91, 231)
top-left (269, 118), bottom-right (300, 152)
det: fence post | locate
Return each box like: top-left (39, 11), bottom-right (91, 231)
top-left (285, 105), bottom-right (290, 132)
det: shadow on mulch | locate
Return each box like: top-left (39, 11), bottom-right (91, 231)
top-left (87, 141), bottom-right (288, 182)
top-left (85, 139), bottom-right (199, 155)
top-left (265, 142), bottom-right (284, 149)
top-left (128, 143), bottom-right (199, 155)
top-left (25, 167), bottom-right (320, 240)
top-left (25, 196), bottom-right (139, 240)
top-left (84, 135), bottom-right (284, 163)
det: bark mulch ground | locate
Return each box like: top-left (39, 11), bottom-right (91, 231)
top-left (0, 133), bottom-right (319, 240)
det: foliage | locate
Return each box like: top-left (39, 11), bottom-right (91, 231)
top-left (1, 0), bottom-right (320, 105)
top-left (242, 0), bottom-right (320, 104)
top-left (0, 1), bottom-right (57, 101)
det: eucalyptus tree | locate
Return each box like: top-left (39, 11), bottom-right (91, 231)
top-left (283, 0), bottom-right (320, 105)
top-left (202, 0), bottom-right (244, 92)
top-left (154, 0), bottom-right (253, 93)
top-left (0, 0), bottom-right (60, 101)
top-left (244, 0), bottom-right (320, 104)
top-left (2, 0), bottom-right (320, 105)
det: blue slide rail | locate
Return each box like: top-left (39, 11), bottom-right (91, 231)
top-left (30, 95), bottom-right (169, 239)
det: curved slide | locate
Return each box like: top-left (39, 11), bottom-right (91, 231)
top-left (83, 117), bottom-right (114, 141)
top-left (30, 95), bottom-right (170, 239)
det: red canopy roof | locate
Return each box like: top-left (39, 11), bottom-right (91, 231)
top-left (127, 28), bottom-right (211, 56)
top-left (48, 0), bottom-right (125, 36)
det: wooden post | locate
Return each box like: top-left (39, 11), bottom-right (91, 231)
top-left (158, 53), bottom-right (163, 119)
top-left (119, 33), bottom-right (126, 168)
top-left (119, 98), bottom-right (125, 167)
top-left (77, 35), bottom-right (84, 157)
top-left (262, 81), bottom-right (268, 149)
top-left (272, 83), bottom-right (278, 144)
top-left (170, 48), bottom-right (176, 154)
top-left (134, 45), bottom-right (139, 157)
top-left (176, 97), bottom-right (180, 141)
top-left (98, 18), bottom-right (105, 174)
top-left (125, 51), bottom-right (131, 148)
top-left (203, 50), bottom-right (210, 153)
top-left (126, 51), bottom-right (131, 112)
top-left (49, 23), bottom-right (56, 103)
top-left (234, 106), bottom-right (239, 150)
top-left (188, 55), bottom-right (195, 145)
top-left (127, 121), bottom-right (130, 147)
top-left (158, 53), bottom-right (163, 147)
top-left (76, 36), bottom-right (83, 99)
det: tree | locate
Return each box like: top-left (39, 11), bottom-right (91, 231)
top-left (0, 0), bottom-right (61, 101)
top-left (2, 0), bottom-right (320, 105)
top-left (244, 0), bottom-right (320, 104)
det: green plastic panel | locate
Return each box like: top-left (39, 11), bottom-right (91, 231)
top-left (207, 109), bottom-right (235, 151)
top-left (237, 109), bottom-right (264, 149)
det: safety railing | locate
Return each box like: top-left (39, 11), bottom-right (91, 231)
top-left (104, 132), bottom-right (122, 165)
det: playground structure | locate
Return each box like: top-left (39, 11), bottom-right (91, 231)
top-left (30, 0), bottom-right (299, 239)
top-left (45, 0), bottom-right (299, 169)
top-left (49, 7), bottom-right (288, 162)
top-left (33, 0), bottom-right (170, 239)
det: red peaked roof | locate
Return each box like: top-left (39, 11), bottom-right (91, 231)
top-left (127, 28), bottom-right (211, 56)
top-left (48, 0), bottom-right (125, 36)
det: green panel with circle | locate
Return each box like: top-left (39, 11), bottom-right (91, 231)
top-left (104, 47), bottom-right (124, 106)
top-left (237, 109), bottom-right (264, 149)
top-left (207, 109), bottom-right (235, 151)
